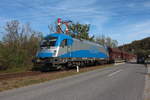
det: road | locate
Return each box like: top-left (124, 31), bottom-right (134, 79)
top-left (0, 63), bottom-right (146, 100)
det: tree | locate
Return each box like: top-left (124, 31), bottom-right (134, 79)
top-left (96, 35), bottom-right (118, 48)
top-left (96, 35), bottom-right (105, 46)
top-left (0, 20), bottom-right (42, 71)
top-left (69, 23), bottom-right (92, 40)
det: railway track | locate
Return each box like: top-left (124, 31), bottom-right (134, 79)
top-left (0, 69), bottom-right (69, 80)
top-left (0, 71), bottom-right (42, 80)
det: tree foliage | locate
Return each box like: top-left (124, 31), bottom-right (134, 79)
top-left (0, 20), bottom-right (42, 71)
top-left (119, 37), bottom-right (150, 58)
top-left (69, 23), bottom-right (93, 40)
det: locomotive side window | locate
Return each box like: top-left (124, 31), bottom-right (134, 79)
top-left (60, 39), bottom-right (67, 47)
top-left (40, 37), bottom-right (57, 47)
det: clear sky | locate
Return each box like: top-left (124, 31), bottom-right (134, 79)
top-left (0, 0), bottom-right (150, 45)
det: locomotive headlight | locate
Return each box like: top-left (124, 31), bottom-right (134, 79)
top-left (36, 59), bottom-right (41, 62)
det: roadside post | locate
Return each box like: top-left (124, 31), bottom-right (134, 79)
top-left (145, 56), bottom-right (150, 74)
top-left (145, 61), bottom-right (148, 73)
top-left (147, 55), bottom-right (150, 74)
top-left (77, 66), bottom-right (79, 72)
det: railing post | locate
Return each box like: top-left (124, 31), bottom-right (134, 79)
top-left (77, 66), bottom-right (79, 72)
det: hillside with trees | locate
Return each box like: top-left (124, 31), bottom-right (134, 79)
top-left (119, 37), bottom-right (150, 58)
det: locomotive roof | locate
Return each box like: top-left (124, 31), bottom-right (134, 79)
top-left (45, 33), bottom-right (72, 39)
top-left (45, 33), bottom-right (107, 49)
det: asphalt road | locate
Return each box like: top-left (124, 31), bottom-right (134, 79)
top-left (0, 63), bottom-right (146, 100)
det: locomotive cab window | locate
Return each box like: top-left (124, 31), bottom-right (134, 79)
top-left (60, 39), bottom-right (67, 47)
top-left (40, 37), bottom-right (57, 47)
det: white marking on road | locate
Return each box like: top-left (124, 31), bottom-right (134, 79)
top-left (108, 70), bottom-right (123, 77)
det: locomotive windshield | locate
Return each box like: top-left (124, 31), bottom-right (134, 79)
top-left (40, 37), bottom-right (57, 47)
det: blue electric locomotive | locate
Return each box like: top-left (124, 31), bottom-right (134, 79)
top-left (34, 33), bottom-right (109, 69)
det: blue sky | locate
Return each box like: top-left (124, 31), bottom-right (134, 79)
top-left (0, 0), bottom-right (150, 45)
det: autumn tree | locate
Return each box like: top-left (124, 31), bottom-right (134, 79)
top-left (0, 20), bottom-right (42, 71)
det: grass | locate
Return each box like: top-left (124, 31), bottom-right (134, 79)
top-left (0, 66), bottom-right (30, 74)
top-left (0, 64), bottom-right (113, 92)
